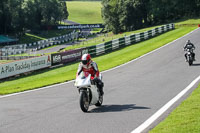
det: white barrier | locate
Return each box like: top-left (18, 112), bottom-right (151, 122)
top-left (0, 31), bottom-right (79, 56)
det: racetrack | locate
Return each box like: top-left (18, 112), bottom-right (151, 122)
top-left (0, 28), bottom-right (200, 133)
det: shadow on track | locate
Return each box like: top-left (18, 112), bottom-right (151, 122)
top-left (89, 104), bottom-right (150, 113)
top-left (191, 63), bottom-right (200, 66)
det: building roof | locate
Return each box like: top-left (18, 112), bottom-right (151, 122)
top-left (0, 35), bottom-right (18, 44)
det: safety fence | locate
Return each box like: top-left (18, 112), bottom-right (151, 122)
top-left (87, 23), bottom-right (174, 57)
top-left (0, 23), bottom-right (174, 79)
top-left (0, 30), bottom-right (79, 56)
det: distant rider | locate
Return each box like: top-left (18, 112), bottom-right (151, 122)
top-left (77, 54), bottom-right (104, 96)
top-left (184, 40), bottom-right (196, 62)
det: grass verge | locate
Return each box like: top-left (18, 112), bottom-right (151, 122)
top-left (67, 1), bottom-right (103, 24)
top-left (149, 85), bottom-right (200, 133)
top-left (19, 30), bottom-right (72, 44)
top-left (0, 26), bottom-right (196, 94)
top-left (0, 60), bottom-right (14, 64)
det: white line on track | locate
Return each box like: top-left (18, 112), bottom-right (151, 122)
top-left (131, 75), bottom-right (200, 133)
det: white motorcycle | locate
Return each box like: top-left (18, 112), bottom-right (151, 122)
top-left (74, 72), bottom-right (103, 112)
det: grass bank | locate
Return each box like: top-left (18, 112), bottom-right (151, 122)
top-left (19, 30), bottom-right (72, 44)
top-left (66, 1), bottom-right (103, 24)
top-left (18, 1), bottom-right (103, 44)
top-left (150, 85), bottom-right (200, 133)
top-left (0, 26), bottom-right (196, 94)
top-left (176, 18), bottom-right (200, 25)
top-left (0, 60), bottom-right (14, 64)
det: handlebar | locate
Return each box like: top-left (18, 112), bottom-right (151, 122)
top-left (184, 48), bottom-right (195, 51)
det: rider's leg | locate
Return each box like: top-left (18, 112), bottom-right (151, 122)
top-left (95, 78), bottom-right (104, 95)
top-left (193, 53), bottom-right (196, 61)
top-left (185, 53), bottom-right (188, 62)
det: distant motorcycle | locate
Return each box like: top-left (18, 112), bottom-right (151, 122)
top-left (74, 72), bottom-right (103, 112)
top-left (185, 48), bottom-right (194, 66)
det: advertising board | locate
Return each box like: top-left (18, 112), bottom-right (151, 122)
top-left (57, 24), bottom-right (104, 29)
top-left (51, 48), bottom-right (88, 65)
top-left (0, 55), bottom-right (51, 79)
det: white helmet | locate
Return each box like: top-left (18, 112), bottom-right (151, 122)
top-left (81, 54), bottom-right (91, 65)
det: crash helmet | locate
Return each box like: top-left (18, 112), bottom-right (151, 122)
top-left (81, 54), bottom-right (91, 65)
top-left (187, 40), bottom-right (191, 44)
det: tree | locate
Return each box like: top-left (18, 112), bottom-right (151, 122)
top-left (0, 0), bottom-right (69, 34)
top-left (0, 0), bottom-right (12, 34)
top-left (102, 0), bottom-right (146, 34)
top-left (102, 0), bottom-right (200, 34)
top-left (102, 0), bottom-right (121, 34)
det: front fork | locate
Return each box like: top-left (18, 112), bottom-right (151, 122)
top-left (79, 88), bottom-right (92, 104)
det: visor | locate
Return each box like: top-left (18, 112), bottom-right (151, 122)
top-left (82, 60), bottom-right (88, 65)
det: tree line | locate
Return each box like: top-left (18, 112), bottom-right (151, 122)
top-left (66, 0), bottom-right (101, 1)
top-left (102, 0), bottom-right (200, 34)
top-left (0, 0), bottom-right (68, 35)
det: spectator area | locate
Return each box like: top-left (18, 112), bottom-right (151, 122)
top-left (0, 35), bottom-right (18, 45)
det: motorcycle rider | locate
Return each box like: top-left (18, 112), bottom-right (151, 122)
top-left (184, 40), bottom-right (196, 62)
top-left (77, 54), bottom-right (104, 96)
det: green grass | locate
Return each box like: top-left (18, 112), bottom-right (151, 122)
top-left (67, 1), bottom-right (103, 24)
top-left (37, 30), bottom-right (72, 38)
top-left (19, 34), bottom-right (42, 44)
top-left (150, 85), bottom-right (200, 133)
top-left (25, 33), bottom-right (47, 40)
top-left (0, 26), bottom-right (196, 94)
top-left (0, 60), bottom-right (14, 64)
top-left (19, 30), bottom-right (72, 44)
top-left (176, 18), bottom-right (200, 25)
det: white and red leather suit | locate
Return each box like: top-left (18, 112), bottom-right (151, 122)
top-left (77, 60), bottom-right (100, 80)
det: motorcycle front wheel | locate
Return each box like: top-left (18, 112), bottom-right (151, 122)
top-left (189, 59), bottom-right (193, 66)
top-left (79, 91), bottom-right (89, 112)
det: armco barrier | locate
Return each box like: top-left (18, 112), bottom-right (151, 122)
top-left (85, 23), bottom-right (174, 57)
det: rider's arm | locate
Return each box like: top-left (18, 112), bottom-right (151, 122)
top-left (91, 62), bottom-right (99, 77)
top-left (192, 43), bottom-right (195, 49)
top-left (184, 44), bottom-right (187, 50)
top-left (77, 63), bottom-right (83, 76)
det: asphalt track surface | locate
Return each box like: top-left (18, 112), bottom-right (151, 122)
top-left (1, 28), bottom-right (200, 133)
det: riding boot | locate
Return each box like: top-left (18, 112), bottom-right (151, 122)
top-left (97, 81), bottom-right (104, 96)
top-left (185, 54), bottom-right (188, 62)
top-left (99, 80), bottom-right (104, 96)
top-left (93, 78), bottom-right (104, 96)
top-left (100, 87), bottom-right (104, 96)
top-left (193, 54), bottom-right (196, 61)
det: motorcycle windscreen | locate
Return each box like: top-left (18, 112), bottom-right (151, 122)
top-left (75, 72), bottom-right (91, 87)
